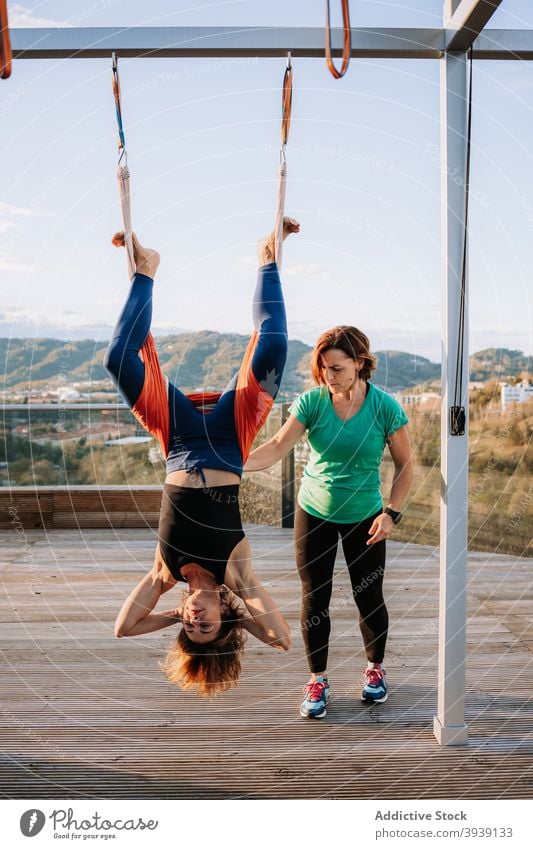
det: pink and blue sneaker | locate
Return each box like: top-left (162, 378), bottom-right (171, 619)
top-left (300, 675), bottom-right (331, 719)
top-left (361, 665), bottom-right (388, 703)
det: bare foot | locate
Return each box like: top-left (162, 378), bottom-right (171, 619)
top-left (258, 216), bottom-right (300, 265)
top-left (111, 231), bottom-right (160, 278)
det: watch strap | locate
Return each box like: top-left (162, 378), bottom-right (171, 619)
top-left (384, 506), bottom-right (402, 525)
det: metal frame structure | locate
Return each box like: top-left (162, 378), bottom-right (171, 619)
top-left (8, 0), bottom-right (522, 746)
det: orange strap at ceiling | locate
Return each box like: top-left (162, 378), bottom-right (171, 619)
top-left (325, 0), bottom-right (351, 80)
top-left (0, 0), bottom-right (12, 80)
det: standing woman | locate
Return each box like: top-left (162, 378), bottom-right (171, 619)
top-left (244, 326), bottom-right (413, 717)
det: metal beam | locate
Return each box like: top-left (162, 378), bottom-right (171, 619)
top-left (473, 29), bottom-right (533, 60)
top-left (11, 27), bottom-right (444, 60)
top-left (445, 0), bottom-right (504, 52)
top-left (11, 26), bottom-right (533, 62)
top-left (433, 51), bottom-right (469, 748)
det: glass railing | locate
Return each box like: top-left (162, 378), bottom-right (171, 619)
top-left (0, 402), bottom-right (284, 525)
top-left (1, 401), bottom-right (531, 555)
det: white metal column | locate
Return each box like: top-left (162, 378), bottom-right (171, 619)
top-left (434, 51), bottom-right (469, 746)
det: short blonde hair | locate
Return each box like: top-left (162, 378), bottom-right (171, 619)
top-left (160, 588), bottom-right (245, 699)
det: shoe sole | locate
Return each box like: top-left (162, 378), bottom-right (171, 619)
top-left (361, 692), bottom-right (388, 704)
top-left (300, 694), bottom-right (330, 719)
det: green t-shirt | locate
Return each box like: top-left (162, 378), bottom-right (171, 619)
top-left (289, 383), bottom-right (409, 523)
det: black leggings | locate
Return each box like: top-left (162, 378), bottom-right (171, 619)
top-left (295, 505), bottom-right (388, 673)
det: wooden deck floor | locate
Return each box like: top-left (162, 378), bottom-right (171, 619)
top-left (1, 526), bottom-right (532, 799)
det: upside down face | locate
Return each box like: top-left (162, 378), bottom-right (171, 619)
top-left (181, 588), bottom-right (228, 644)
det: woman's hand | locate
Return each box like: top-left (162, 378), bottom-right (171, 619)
top-left (114, 546), bottom-right (180, 637)
top-left (367, 512), bottom-right (395, 545)
top-left (244, 415), bottom-right (306, 472)
top-left (269, 628), bottom-right (293, 651)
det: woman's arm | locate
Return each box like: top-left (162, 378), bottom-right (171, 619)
top-left (224, 538), bottom-right (292, 650)
top-left (367, 425), bottom-right (414, 545)
top-left (386, 424), bottom-right (414, 511)
top-left (244, 414), bottom-right (306, 472)
top-left (114, 547), bottom-right (181, 637)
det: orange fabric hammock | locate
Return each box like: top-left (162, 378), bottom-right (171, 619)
top-left (0, 0), bottom-right (12, 80)
top-left (132, 330), bottom-right (273, 464)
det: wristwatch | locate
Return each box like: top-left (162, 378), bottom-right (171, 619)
top-left (384, 506), bottom-right (403, 525)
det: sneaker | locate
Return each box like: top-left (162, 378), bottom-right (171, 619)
top-left (300, 676), bottom-right (331, 719)
top-left (361, 665), bottom-right (388, 703)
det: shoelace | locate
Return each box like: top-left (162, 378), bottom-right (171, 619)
top-left (304, 681), bottom-right (327, 701)
top-left (364, 668), bottom-right (384, 687)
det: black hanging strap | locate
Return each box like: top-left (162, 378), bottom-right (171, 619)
top-left (450, 47), bottom-right (473, 437)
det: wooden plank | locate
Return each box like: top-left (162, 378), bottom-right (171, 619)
top-left (0, 527), bottom-right (531, 799)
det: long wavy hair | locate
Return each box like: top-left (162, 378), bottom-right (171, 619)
top-left (160, 587), bottom-right (246, 699)
top-left (311, 325), bottom-right (377, 383)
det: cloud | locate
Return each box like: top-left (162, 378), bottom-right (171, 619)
top-left (8, 4), bottom-right (72, 28)
top-left (0, 253), bottom-right (39, 273)
top-left (0, 201), bottom-right (50, 218)
top-left (236, 255), bottom-right (334, 284)
top-left (0, 201), bottom-right (52, 240)
top-left (283, 263), bottom-right (333, 284)
top-left (0, 308), bottom-right (190, 340)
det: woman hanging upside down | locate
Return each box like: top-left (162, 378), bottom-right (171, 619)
top-left (104, 220), bottom-right (299, 698)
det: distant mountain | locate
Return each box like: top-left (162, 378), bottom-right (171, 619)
top-left (372, 350), bottom-right (440, 392)
top-left (0, 338), bottom-right (108, 388)
top-left (469, 348), bottom-right (531, 382)
top-left (0, 337), bottom-right (530, 398)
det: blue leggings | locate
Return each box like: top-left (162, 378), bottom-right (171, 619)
top-left (104, 263), bottom-right (287, 408)
top-left (104, 263), bottom-right (288, 476)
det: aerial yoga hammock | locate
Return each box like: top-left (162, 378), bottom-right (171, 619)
top-left (0, 0), bottom-right (12, 80)
top-left (105, 55), bottom-right (297, 698)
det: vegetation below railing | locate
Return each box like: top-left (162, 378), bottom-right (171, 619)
top-left (1, 397), bottom-right (531, 556)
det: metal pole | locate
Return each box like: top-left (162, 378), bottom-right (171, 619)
top-left (280, 402), bottom-right (295, 528)
top-left (433, 51), bottom-right (469, 747)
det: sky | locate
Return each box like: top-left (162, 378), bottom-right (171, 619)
top-left (1, 1), bottom-right (533, 362)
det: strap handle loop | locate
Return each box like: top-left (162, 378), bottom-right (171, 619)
top-left (111, 53), bottom-right (135, 278)
top-left (325, 0), bottom-right (351, 80)
top-left (112, 52), bottom-right (126, 161)
top-left (0, 0), bottom-right (12, 80)
top-left (275, 54), bottom-right (292, 267)
top-left (281, 52), bottom-right (293, 149)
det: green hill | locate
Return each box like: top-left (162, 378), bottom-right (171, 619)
top-left (1, 337), bottom-right (530, 398)
top-left (372, 350), bottom-right (440, 391)
top-left (469, 348), bottom-right (531, 382)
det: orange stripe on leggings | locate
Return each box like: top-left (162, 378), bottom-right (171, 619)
top-left (234, 331), bottom-right (275, 463)
top-left (132, 333), bottom-right (170, 455)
